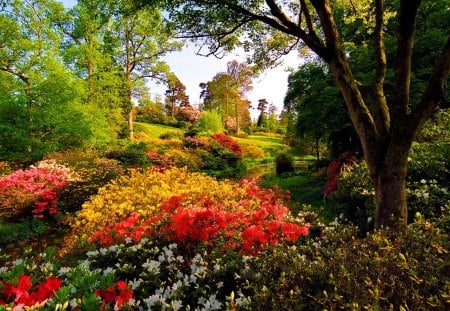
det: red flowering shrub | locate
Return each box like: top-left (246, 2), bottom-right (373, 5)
top-left (90, 212), bottom-right (161, 246)
top-left (324, 153), bottom-right (356, 196)
top-left (96, 280), bottom-right (133, 310)
top-left (0, 167), bottom-right (67, 220)
top-left (90, 179), bottom-right (309, 255)
top-left (146, 150), bottom-right (171, 167)
top-left (0, 275), bottom-right (62, 308)
top-left (211, 133), bottom-right (243, 156)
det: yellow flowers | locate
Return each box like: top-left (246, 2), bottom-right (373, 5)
top-left (71, 167), bottom-right (264, 240)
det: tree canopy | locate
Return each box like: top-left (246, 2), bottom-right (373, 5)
top-left (139, 0), bottom-right (450, 230)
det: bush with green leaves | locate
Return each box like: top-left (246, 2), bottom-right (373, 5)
top-left (105, 141), bottom-right (151, 168)
top-left (46, 149), bottom-right (125, 213)
top-left (198, 110), bottom-right (223, 133)
top-left (275, 153), bottom-right (294, 176)
top-left (245, 220), bottom-right (450, 310)
top-left (327, 142), bottom-right (449, 231)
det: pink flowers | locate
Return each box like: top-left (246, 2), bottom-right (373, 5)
top-left (0, 167), bottom-right (67, 219)
top-left (0, 275), bottom-right (63, 307)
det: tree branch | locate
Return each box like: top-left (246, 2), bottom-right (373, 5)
top-left (372, 0), bottom-right (390, 136)
top-left (410, 34), bottom-right (450, 131)
top-left (392, 0), bottom-right (421, 117)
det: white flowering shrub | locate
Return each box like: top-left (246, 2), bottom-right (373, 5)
top-left (86, 238), bottom-right (253, 310)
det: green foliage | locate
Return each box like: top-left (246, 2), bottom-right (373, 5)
top-left (198, 110), bottom-right (223, 133)
top-left (0, 219), bottom-right (48, 247)
top-left (245, 220), bottom-right (450, 310)
top-left (47, 149), bottom-right (125, 213)
top-left (106, 141), bottom-right (151, 168)
top-left (275, 153), bottom-right (294, 176)
top-left (327, 146), bottom-right (450, 232)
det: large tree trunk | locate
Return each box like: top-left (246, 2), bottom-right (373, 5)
top-left (367, 143), bottom-right (410, 229)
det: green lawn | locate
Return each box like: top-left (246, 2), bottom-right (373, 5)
top-left (235, 135), bottom-right (285, 149)
top-left (134, 122), bottom-right (184, 139)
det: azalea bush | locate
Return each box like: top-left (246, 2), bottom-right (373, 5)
top-left (211, 133), bottom-right (243, 156)
top-left (89, 191), bottom-right (309, 255)
top-left (46, 150), bottom-right (125, 213)
top-left (69, 167), bottom-right (308, 253)
top-left (0, 165), bottom-right (68, 221)
top-left (0, 251), bottom-right (134, 310)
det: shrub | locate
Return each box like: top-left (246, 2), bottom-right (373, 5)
top-left (0, 167), bottom-right (68, 221)
top-left (0, 161), bottom-right (13, 177)
top-left (241, 144), bottom-right (265, 159)
top-left (275, 153), bottom-right (294, 176)
top-left (45, 150), bottom-right (125, 213)
top-left (246, 220), bottom-right (450, 310)
top-left (211, 133), bottom-right (243, 156)
top-left (198, 110), bottom-right (223, 133)
top-left (69, 168), bottom-right (302, 251)
top-left (176, 106), bottom-right (201, 123)
top-left (327, 156), bottom-right (449, 232)
top-left (0, 218), bottom-right (48, 246)
top-left (408, 141), bottom-right (450, 185)
top-left (159, 132), bottom-right (181, 140)
top-left (105, 142), bottom-right (151, 168)
top-left (165, 149), bottom-right (202, 171)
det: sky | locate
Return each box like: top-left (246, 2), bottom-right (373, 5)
top-left (60, 0), bottom-right (302, 117)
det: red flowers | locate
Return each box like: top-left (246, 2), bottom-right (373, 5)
top-left (211, 133), bottom-right (243, 155)
top-left (0, 275), bottom-right (63, 307)
top-left (90, 212), bottom-right (161, 246)
top-left (96, 280), bottom-right (133, 309)
top-left (324, 154), bottom-right (356, 196)
top-left (90, 179), bottom-right (309, 255)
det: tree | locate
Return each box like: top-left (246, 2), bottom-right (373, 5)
top-left (226, 60), bottom-right (254, 132)
top-left (141, 0), bottom-right (450, 230)
top-left (0, 0), bottom-right (91, 161)
top-left (256, 99), bottom-right (268, 127)
top-left (165, 77), bottom-right (190, 117)
top-left (285, 62), bottom-right (360, 158)
top-left (108, 1), bottom-right (181, 138)
top-left (200, 62), bottom-right (253, 132)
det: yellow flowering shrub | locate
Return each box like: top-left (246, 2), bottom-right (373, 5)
top-left (241, 143), bottom-right (266, 159)
top-left (70, 167), bottom-right (266, 240)
top-left (165, 149), bottom-right (203, 171)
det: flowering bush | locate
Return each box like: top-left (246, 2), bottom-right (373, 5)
top-left (0, 167), bottom-right (68, 220)
top-left (90, 189), bottom-right (309, 254)
top-left (70, 167), bottom-right (308, 255)
top-left (176, 106), bottom-right (201, 123)
top-left (211, 133), bottom-right (243, 156)
top-left (324, 153), bottom-right (356, 196)
top-left (96, 280), bottom-right (134, 310)
top-left (70, 167), bottom-right (244, 243)
top-left (0, 274), bottom-right (63, 308)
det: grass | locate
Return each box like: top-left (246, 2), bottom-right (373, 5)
top-left (134, 122), bottom-right (184, 139)
top-left (235, 135), bottom-right (286, 149)
top-left (261, 171), bottom-right (333, 222)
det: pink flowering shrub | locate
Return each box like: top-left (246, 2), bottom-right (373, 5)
top-left (0, 167), bottom-right (67, 220)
